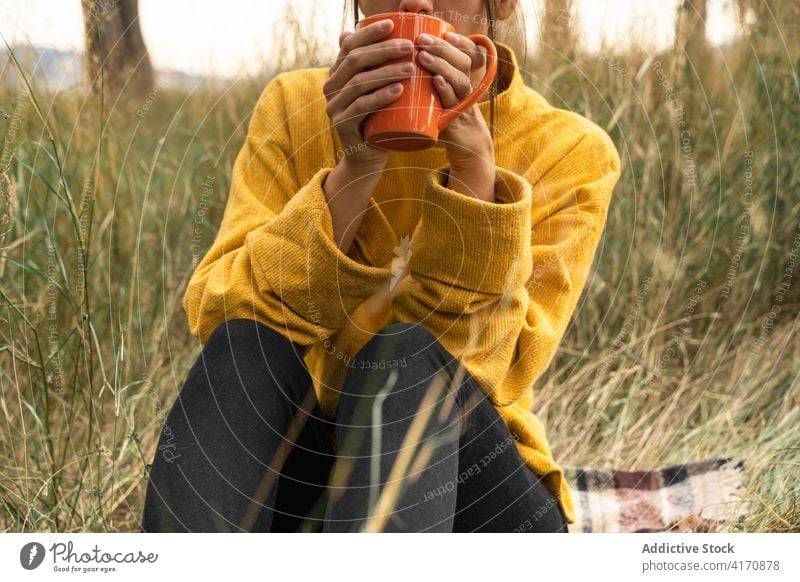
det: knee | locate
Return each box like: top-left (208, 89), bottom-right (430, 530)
top-left (354, 322), bottom-right (444, 363)
top-left (191, 319), bottom-right (310, 400)
top-left (203, 319), bottom-right (301, 369)
top-left (205, 318), bottom-right (296, 353)
top-left (341, 322), bottom-right (455, 400)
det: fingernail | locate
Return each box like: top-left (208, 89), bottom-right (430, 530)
top-left (420, 51), bottom-right (433, 63)
top-left (418, 33), bottom-right (433, 43)
top-left (378, 19), bottom-right (392, 29)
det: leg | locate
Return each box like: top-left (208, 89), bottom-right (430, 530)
top-left (270, 410), bottom-right (336, 533)
top-left (450, 381), bottom-right (569, 533)
top-left (321, 322), bottom-right (568, 533)
top-left (322, 322), bottom-right (470, 533)
top-left (140, 318), bottom-right (333, 532)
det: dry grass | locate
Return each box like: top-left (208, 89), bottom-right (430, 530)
top-left (0, 2), bottom-right (797, 532)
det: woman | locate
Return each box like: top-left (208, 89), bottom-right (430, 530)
top-left (141, 0), bottom-right (621, 533)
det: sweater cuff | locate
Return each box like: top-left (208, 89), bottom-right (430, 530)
top-left (247, 166), bottom-right (391, 330)
top-left (346, 194), bottom-right (399, 269)
top-left (409, 165), bottom-right (533, 294)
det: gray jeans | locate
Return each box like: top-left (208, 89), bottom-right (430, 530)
top-left (140, 319), bottom-right (568, 533)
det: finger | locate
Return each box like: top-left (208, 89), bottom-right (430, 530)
top-left (325, 39), bottom-right (414, 97)
top-left (416, 32), bottom-right (473, 75)
top-left (330, 18), bottom-right (394, 75)
top-left (417, 49), bottom-right (474, 101)
top-left (332, 31), bottom-right (354, 78)
top-left (443, 32), bottom-right (487, 72)
top-left (338, 82), bottom-right (404, 138)
top-left (328, 61), bottom-right (416, 116)
top-left (432, 74), bottom-right (460, 109)
top-left (338, 31), bottom-right (352, 52)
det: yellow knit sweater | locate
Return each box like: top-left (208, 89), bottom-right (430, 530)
top-left (183, 41), bottom-right (622, 526)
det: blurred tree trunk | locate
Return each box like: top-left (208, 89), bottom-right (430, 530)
top-left (671, 0), bottom-right (709, 127)
top-left (672, 0), bottom-right (708, 78)
top-left (739, 0), bottom-right (800, 57)
top-left (662, 0), bottom-right (708, 218)
top-left (539, 0), bottom-right (577, 75)
top-left (81, 0), bottom-right (155, 99)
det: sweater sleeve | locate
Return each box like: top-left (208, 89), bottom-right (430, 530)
top-left (391, 129), bottom-right (622, 406)
top-left (183, 74), bottom-right (392, 347)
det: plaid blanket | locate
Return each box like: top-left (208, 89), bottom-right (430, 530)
top-left (562, 457), bottom-right (751, 532)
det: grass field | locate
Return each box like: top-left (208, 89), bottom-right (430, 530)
top-left (1, 6), bottom-right (798, 532)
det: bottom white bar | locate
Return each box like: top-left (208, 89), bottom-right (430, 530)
top-left (2, 533), bottom-right (797, 581)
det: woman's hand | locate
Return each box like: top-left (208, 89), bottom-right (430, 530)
top-left (323, 19), bottom-right (417, 173)
top-left (415, 31), bottom-right (496, 185)
top-left (323, 19), bottom-right (420, 253)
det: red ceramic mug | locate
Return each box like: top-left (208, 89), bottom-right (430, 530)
top-left (355, 11), bottom-right (498, 152)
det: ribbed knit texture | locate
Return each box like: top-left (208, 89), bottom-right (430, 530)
top-left (182, 41), bottom-right (622, 526)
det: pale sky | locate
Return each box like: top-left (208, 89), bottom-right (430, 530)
top-left (0, 0), bottom-right (742, 79)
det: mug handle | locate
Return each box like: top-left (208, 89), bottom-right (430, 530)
top-left (437, 34), bottom-right (498, 131)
